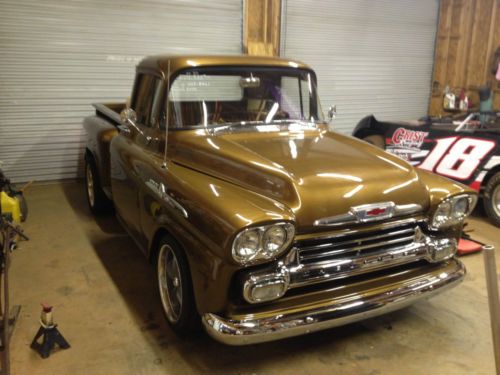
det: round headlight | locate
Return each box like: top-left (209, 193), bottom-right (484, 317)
top-left (433, 201), bottom-right (452, 227)
top-left (233, 229), bottom-right (260, 263)
top-left (232, 223), bottom-right (295, 265)
top-left (262, 226), bottom-right (287, 255)
top-left (452, 197), bottom-right (469, 219)
top-left (431, 194), bottom-right (477, 229)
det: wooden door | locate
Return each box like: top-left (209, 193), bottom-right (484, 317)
top-left (429, 0), bottom-right (500, 116)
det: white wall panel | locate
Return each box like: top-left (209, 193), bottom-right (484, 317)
top-left (0, 0), bottom-right (242, 182)
top-left (281, 0), bottom-right (438, 134)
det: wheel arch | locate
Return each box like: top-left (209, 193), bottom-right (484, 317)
top-left (149, 226), bottom-right (174, 263)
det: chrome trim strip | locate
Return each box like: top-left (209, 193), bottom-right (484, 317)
top-left (145, 179), bottom-right (188, 218)
top-left (298, 217), bottom-right (424, 243)
top-left (202, 259), bottom-right (465, 345)
top-left (394, 203), bottom-right (424, 216)
top-left (313, 202), bottom-right (423, 227)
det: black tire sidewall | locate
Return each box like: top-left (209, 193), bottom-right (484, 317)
top-left (484, 172), bottom-right (500, 227)
top-left (84, 157), bottom-right (110, 215)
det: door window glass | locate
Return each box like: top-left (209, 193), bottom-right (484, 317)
top-left (133, 74), bottom-right (162, 127)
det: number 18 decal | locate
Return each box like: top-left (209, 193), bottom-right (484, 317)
top-left (419, 137), bottom-right (495, 180)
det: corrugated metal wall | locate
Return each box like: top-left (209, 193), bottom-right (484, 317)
top-left (281, 0), bottom-right (439, 134)
top-left (0, 0), bottom-right (242, 182)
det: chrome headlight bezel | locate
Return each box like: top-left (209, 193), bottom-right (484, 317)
top-left (232, 222), bottom-right (295, 265)
top-left (430, 194), bottom-right (477, 230)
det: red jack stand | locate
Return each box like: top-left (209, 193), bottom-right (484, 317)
top-left (30, 305), bottom-right (70, 359)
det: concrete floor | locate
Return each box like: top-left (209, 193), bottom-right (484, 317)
top-left (7, 182), bottom-right (500, 375)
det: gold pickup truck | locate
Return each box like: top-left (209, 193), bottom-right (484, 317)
top-left (83, 55), bottom-right (476, 345)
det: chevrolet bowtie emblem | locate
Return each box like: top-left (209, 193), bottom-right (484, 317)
top-left (365, 207), bottom-right (387, 216)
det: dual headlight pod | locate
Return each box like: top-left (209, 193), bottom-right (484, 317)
top-left (232, 222), bottom-right (295, 264)
top-left (431, 194), bottom-right (477, 229)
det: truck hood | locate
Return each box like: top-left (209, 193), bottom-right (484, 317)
top-left (170, 124), bottom-right (429, 228)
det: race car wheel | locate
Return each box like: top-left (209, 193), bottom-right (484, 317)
top-left (156, 235), bottom-right (199, 335)
top-left (84, 156), bottom-right (112, 215)
top-left (362, 134), bottom-right (385, 149)
top-left (484, 171), bottom-right (500, 227)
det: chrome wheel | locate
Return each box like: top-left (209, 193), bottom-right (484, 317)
top-left (493, 184), bottom-right (500, 218)
top-left (86, 164), bottom-right (95, 208)
top-left (158, 244), bottom-right (183, 323)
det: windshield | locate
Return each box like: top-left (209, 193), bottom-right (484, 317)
top-left (163, 67), bottom-right (324, 129)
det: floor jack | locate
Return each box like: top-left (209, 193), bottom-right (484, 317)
top-left (457, 223), bottom-right (484, 256)
top-left (30, 305), bottom-right (70, 359)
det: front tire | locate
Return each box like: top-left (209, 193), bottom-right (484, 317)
top-left (156, 236), bottom-right (198, 335)
top-left (484, 172), bottom-right (500, 227)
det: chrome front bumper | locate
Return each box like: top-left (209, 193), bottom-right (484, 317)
top-left (202, 258), bottom-right (465, 345)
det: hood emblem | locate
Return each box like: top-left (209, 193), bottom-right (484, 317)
top-left (351, 202), bottom-right (395, 223)
top-left (313, 201), bottom-right (422, 227)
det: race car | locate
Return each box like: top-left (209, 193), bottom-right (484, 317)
top-left (353, 112), bottom-right (500, 227)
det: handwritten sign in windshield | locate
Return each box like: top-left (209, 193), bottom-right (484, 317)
top-left (169, 75), bottom-right (243, 102)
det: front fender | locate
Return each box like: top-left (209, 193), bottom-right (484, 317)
top-left (416, 169), bottom-right (476, 207)
top-left (141, 161), bottom-right (295, 313)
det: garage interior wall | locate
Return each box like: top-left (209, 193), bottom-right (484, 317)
top-left (281, 0), bottom-right (439, 134)
top-left (0, 0), bottom-right (242, 182)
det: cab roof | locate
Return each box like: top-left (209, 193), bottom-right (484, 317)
top-left (137, 55), bottom-right (312, 77)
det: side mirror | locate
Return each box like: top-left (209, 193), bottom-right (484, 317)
top-left (327, 105), bottom-right (337, 121)
top-left (120, 108), bottom-right (137, 124)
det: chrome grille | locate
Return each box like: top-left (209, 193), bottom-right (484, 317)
top-left (298, 224), bottom-right (417, 266)
top-left (289, 221), bottom-right (429, 288)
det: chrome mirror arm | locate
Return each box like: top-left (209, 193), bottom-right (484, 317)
top-left (327, 105), bottom-right (337, 122)
top-left (119, 108), bottom-right (151, 142)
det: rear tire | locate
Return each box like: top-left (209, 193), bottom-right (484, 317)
top-left (362, 134), bottom-right (385, 149)
top-left (484, 172), bottom-right (500, 227)
top-left (84, 155), bottom-right (112, 215)
top-left (156, 235), bottom-right (199, 335)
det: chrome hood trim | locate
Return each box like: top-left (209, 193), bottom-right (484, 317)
top-left (313, 202), bottom-right (423, 227)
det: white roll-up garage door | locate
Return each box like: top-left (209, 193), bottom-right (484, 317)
top-left (0, 0), bottom-right (242, 182)
top-left (281, 0), bottom-right (438, 134)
